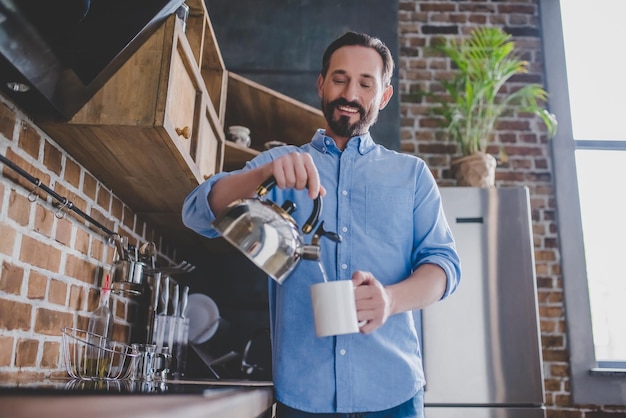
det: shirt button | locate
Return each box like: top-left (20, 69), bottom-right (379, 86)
top-left (342, 190), bottom-right (348, 196)
top-left (341, 264), bottom-right (347, 270)
top-left (342, 226), bottom-right (348, 233)
top-left (325, 139), bottom-right (331, 145)
top-left (340, 349), bottom-right (346, 355)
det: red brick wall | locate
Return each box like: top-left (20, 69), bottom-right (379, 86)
top-left (0, 98), bottom-right (175, 381)
top-left (398, 0), bottom-right (625, 416)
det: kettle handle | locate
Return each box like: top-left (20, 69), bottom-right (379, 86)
top-left (256, 176), bottom-right (322, 234)
top-left (255, 176), bottom-right (278, 197)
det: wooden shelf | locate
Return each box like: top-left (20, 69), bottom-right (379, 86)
top-left (224, 72), bottom-right (324, 157)
top-left (222, 141), bottom-right (260, 172)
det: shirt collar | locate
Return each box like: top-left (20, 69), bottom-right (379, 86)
top-left (311, 129), bottom-right (376, 155)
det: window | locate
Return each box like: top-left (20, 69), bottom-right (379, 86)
top-left (541, 0), bottom-right (626, 404)
top-left (561, 0), bottom-right (626, 366)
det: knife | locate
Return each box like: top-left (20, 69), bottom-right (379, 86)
top-left (180, 286), bottom-right (189, 318)
top-left (171, 283), bottom-right (180, 317)
top-left (147, 272), bottom-right (161, 344)
top-left (153, 275), bottom-right (169, 350)
top-left (160, 276), bottom-right (169, 316)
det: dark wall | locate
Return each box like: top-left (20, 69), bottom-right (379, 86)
top-left (204, 0), bottom-right (400, 150)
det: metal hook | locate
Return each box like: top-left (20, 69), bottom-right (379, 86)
top-left (106, 234), bottom-right (117, 247)
top-left (28, 179), bottom-right (41, 202)
top-left (54, 198), bottom-right (69, 219)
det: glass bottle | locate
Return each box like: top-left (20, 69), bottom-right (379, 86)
top-left (88, 274), bottom-right (113, 340)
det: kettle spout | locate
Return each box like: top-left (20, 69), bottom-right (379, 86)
top-left (300, 245), bottom-right (321, 261)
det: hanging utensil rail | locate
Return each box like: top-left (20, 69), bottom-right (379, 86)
top-left (0, 153), bottom-right (114, 236)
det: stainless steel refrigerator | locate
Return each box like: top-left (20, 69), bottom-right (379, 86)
top-left (421, 187), bottom-right (545, 418)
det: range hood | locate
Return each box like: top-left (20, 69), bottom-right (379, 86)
top-left (0, 0), bottom-right (182, 120)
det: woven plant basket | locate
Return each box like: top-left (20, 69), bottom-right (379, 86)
top-left (450, 152), bottom-right (496, 188)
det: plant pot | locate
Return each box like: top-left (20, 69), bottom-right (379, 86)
top-left (450, 152), bottom-right (496, 188)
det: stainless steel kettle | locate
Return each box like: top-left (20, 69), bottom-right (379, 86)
top-left (212, 176), bottom-right (341, 284)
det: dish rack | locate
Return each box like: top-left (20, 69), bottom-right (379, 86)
top-left (62, 327), bottom-right (138, 380)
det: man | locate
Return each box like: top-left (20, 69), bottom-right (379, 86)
top-left (182, 31), bottom-right (461, 417)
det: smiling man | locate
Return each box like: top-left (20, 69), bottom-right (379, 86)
top-left (182, 32), bottom-right (461, 418)
top-left (318, 38), bottom-right (393, 148)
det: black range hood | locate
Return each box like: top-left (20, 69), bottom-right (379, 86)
top-left (0, 0), bottom-right (182, 120)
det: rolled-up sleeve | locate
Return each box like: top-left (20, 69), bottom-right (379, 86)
top-left (181, 171), bottom-right (230, 238)
top-left (411, 164), bottom-right (461, 300)
top-left (181, 147), bottom-right (291, 239)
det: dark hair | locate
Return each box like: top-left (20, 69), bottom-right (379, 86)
top-left (321, 31), bottom-right (394, 87)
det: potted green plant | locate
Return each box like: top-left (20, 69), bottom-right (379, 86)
top-left (431, 26), bottom-right (557, 187)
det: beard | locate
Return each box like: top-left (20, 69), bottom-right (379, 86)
top-left (321, 98), bottom-right (379, 138)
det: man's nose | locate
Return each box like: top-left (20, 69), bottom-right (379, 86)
top-left (340, 81), bottom-right (359, 102)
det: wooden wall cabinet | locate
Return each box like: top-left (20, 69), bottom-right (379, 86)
top-left (41, 2), bottom-right (226, 238)
top-left (39, 1), bottom-right (324, 241)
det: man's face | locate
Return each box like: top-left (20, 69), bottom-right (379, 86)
top-left (318, 45), bottom-right (392, 142)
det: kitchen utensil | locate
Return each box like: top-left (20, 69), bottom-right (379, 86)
top-left (146, 272), bottom-right (161, 344)
top-left (146, 260), bottom-right (196, 275)
top-left (172, 317), bottom-right (190, 379)
top-left (62, 327), bottom-right (137, 381)
top-left (212, 176), bottom-right (341, 284)
top-left (130, 343), bottom-right (168, 381)
top-left (240, 328), bottom-right (271, 380)
top-left (152, 276), bottom-right (170, 350)
top-left (160, 276), bottom-right (170, 316)
top-left (121, 236), bottom-right (129, 259)
top-left (156, 346), bottom-right (171, 381)
top-left (170, 283), bottom-right (180, 317)
top-left (110, 259), bottom-right (147, 295)
top-left (112, 234), bottom-right (126, 261)
top-left (166, 282), bottom-right (179, 350)
top-left (138, 241), bottom-right (157, 268)
top-left (187, 293), bottom-right (220, 344)
top-left (190, 345), bottom-right (240, 379)
top-left (180, 286), bottom-right (189, 318)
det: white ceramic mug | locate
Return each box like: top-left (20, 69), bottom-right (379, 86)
top-left (310, 280), bottom-right (361, 337)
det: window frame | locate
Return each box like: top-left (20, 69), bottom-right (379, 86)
top-left (540, 0), bottom-right (626, 404)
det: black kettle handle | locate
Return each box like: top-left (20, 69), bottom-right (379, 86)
top-left (256, 176), bottom-right (321, 234)
top-left (256, 176), bottom-right (278, 197)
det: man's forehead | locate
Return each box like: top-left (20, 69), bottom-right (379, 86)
top-left (327, 46), bottom-right (383, 79)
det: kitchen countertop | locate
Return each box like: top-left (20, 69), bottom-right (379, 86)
top-left (0, 378), bottom-right (274, 418)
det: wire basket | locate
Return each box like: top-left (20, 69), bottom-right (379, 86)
top-left (61, 327), bottom-right (138, 381)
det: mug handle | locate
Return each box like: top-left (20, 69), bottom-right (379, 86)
top-left (153, 352), bottom-right (170, 374)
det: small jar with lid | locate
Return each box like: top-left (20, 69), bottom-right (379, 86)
top-left (227, 125), bottom-right (251, 148)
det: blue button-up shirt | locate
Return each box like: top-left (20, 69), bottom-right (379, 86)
top-left (182, 129), bottom-right (461, 413)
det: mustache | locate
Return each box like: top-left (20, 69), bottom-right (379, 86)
top-left (329, 98), bottom-right (364, 115)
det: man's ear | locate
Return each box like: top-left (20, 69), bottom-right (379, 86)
top-left (317, 74), bottom-right (324, 98)
top-left (379, 85), bottom-right (393, 110)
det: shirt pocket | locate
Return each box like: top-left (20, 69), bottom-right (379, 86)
top-left (365, 185), bottom-right (414, 244)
